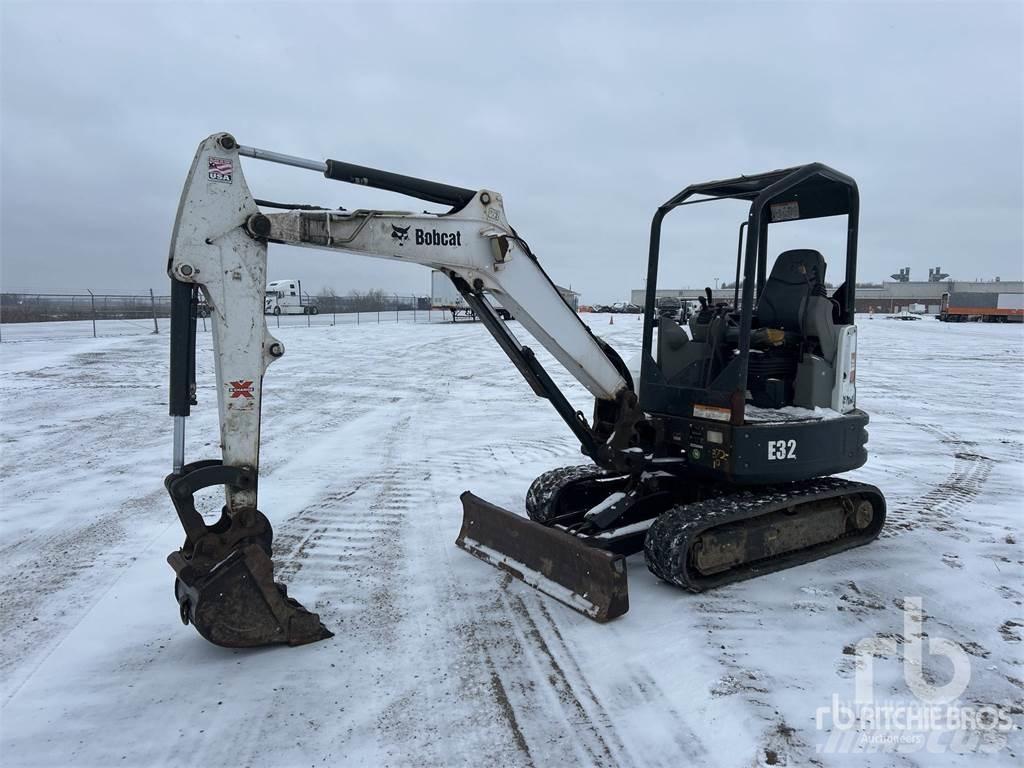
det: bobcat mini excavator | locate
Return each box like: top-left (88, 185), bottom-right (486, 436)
top-left (165, 133), bottom-right (886, 647)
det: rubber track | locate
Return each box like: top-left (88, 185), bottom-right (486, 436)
top-left (524, 464), bottom-right (616, 523)
top-left (643, 477), bottom-right (885, 590)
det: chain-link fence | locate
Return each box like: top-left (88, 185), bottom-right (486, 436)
top-left (0, 291), bottom-right (463, 343)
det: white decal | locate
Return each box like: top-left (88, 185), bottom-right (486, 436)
top-left (693, 404), bottom-right (731, 422)
top-left (770, 200), bottom-right (800, 222)
top-left (768, 439), bottom-right (797, 460)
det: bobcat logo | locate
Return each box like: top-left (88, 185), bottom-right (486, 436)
top-left (391, 225), bottom-right (410, 246)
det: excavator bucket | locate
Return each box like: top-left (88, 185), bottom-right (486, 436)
top-left (169, 544), bottom-right (332, 648)
top-left (457, 492), bottom-right (629, 622)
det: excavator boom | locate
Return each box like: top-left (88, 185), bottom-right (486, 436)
top-left (165, 133), bottom-right (638, 646)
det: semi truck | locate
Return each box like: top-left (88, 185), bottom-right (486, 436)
top-left (265, 279), bottom-right (319, 315)
top-left (939, 292), bottom-right (1023, 323)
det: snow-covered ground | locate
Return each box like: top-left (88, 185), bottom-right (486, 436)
top-left (1, 315), bottom-right (1021, 767)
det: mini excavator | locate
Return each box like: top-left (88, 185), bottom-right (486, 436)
top-left (165, 133), bottom-right (885, 647)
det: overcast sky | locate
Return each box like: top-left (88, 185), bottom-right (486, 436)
top-left (2, 1), bottom-right (1021, 302)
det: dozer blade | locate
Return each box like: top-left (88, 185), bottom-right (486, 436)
top-left (457, 492), bottom-right (629, 622)
top-left (169, 543), bottom-right (332, 648)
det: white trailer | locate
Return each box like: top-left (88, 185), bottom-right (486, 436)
top-left (265, 279), bottom-right (319, 315)
top-left (431, 270), bottom-right (512, 321)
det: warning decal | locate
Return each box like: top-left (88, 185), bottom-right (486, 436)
top-left (229, 380), bottom-right (254, 399)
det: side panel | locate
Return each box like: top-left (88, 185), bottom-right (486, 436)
top-left (730, 413), bottom-right (869, 483)
top-left (945, 305), bottom-right (1024, 317)
top-left (948, 292), bottom-right (999, 309)
top-left (661, 411), bottom-right (869, 484)
top-left (997, 293), bottom-right (1024, 310)
top-left (831, 325), bottom-right (857, 412)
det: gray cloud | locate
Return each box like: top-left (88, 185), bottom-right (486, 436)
top-left (2, 1), bottom-right (1021, 302)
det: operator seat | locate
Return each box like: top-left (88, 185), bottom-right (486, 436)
top-left (756, 249), bottom-right (839, 362)
top-left (757, 249), bottom-right (826, 331)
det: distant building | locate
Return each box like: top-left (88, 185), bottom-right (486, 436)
top-left (855, 280), bottom-right (1022, 314)
top-left (630, 280), bottom-right (1023, 315)
top-left (557, 285), bottom-right (580, 312)
top-left (629, 287), bottom-right (737, 306)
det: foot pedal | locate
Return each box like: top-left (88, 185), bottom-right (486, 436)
top-left (170, 543), bottom-right (332, 648)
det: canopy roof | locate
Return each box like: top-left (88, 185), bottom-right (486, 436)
top-left (666, 163), bottom-right (858, 221)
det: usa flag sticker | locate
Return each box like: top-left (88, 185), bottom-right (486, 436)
top-left (208, 156), bottom-right (233, 184)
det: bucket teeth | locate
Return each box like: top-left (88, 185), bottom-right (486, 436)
top-left (170, 543), bottom-right (332, 648)
top-left (457, 492), bottom-right (629, 622)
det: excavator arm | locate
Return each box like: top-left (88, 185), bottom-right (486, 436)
top-left (165, 133), bottom-right (640, 647)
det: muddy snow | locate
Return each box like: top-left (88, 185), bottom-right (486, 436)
top-left (0, 315), bottom-right (1021, 767)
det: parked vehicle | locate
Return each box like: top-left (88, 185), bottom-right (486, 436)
top-left (889, 310), bottom-right (921, 321)
top-left (655, 296), bottom-right (682, 320)
top-left (265, 279), bottom-right (319, 315)
top-left (939, 292), bottom-right (1023, 323)
top-left (589, 303), bottom-right (640, 314)
top-left (431, 270), bottom-right (511, 321)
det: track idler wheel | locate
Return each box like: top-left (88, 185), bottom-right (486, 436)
top-left (170, 543), bottom-right (332, 648)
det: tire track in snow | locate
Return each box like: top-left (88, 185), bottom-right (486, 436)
top-left (503, 593), bottom-right (628, 766)
top-left (448, 581), bottom-right (613, 767)
top-left (882, 422), bottom-right (994, 538)
top-left (271, 414), bottom-right (414, 616)
top-left (423, 432), bottom-right (714, 767)
top-left (210, 411), bottom-right (452, 767)
top-left (179, 405), bottom-right (415, 765)
top-left (507, 594), bottom-right (713, 767)
top-left (687, 595), bottom-right (814, 767)
top-left (0, 486), bottom-right (172, 702)
top-left (406, 451), bottom-right (591, 767)
top-left (464, 577), bottom-right (715, 767)
top-left (623, 667), bottom-right (710, 764)
top-left (428, 456), bottom-right (641, 765)
top-left (225, 403), bottom-right (566, 765)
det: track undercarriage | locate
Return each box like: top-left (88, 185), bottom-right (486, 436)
top-left (458, 463), bottom-right (886, 622)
